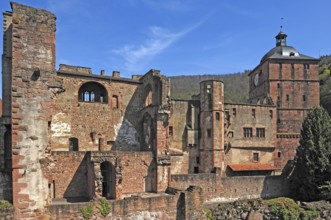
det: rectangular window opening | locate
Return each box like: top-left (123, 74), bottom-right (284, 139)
top-left (253, 153), bottom-right (259, 162)
top-left (232, 108), bottom-right (236, 117)
top-left (169, 126), bottom-right (173, 137)
top-left (216, 112), bottom-right (220, 120)
top-left (207, 129), bottom-right (211, 138)
top-left (256, 128), bottom-right (265, 138)
top-left (243, 127), bottom-right (252, 138)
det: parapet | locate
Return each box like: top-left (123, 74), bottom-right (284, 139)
top-left (59, 64), bottom-right (92, 74)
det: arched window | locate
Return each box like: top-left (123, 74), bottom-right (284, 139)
top-left (78, 82), bottom-right (108, 103)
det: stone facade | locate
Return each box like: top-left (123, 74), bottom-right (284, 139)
top-left (0, 3), bottom-right (319, 219)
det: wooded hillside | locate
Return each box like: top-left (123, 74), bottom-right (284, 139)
top-left (170, 70), bottom-right (250, 103)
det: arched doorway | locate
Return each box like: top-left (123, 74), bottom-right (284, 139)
top-left (100, 161), bottom-right (116, 199)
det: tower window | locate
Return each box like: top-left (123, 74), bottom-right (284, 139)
top-left (252, 109), bottom-right (256, 118)
top-left (216, 112), bottom-right (220, 120)
top-left (269, 110), bottom-right (273, 119)
top-left (278, 152), bottom-right (282, 158)
top-left (286, 94), bottom-right (289, 101)
top-left (277, 83), bottom-right (280, 89)
top-left (243, 127), bottom-right (252, 138)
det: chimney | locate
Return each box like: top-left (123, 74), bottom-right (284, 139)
top-left (100, 70), bottom-right (105, 76)
top-left (112, 71), bottom-right (120, 78)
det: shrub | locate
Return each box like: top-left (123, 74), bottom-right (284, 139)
top-left (80, 203), bottom-right (94, 220)
top-left (0, 200), bottom-right (14, 217)
top-left (265, 197), bottom-right (300, 220)
top-left (97, 198), bottom-right (111, 217)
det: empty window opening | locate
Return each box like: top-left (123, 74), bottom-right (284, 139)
top-left (207, 129), bottom-right (211, 138)
top-left (252, 109), bottom-right (256, 118)
top-left (145, 88), bottom-right (153, 106)
top-left (286, 94), bottom-right (289, 101)
top-left (277, 83), bottom-right (280, 89)
top-left (243, 127), bottom-right (252, 138)
top-left (196, 157), bottom-right (200, 164)
top-left (216, 112), bottom-right (220, 120)
top-left (69, 137), bottom-right (79, 151)
top-left (112, 95), bottom-right (119, 109)
top-left (256, 128), bottom-right (265, 138)
top-left (253, 153), bottom-right (259, 162)
top-left (302, 95), bottom-right (306, 101)
top-left (232, 108), bottom-right (236, 117)
top-left (169, 126), bottom-right (173, 137)
top-left (278, 152), bottom-right (282, 158)
top-left (269, 110), bottom-right (273, 119)
top-left (194, 166), bottom-right (199, 173)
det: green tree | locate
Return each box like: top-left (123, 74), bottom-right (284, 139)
top-left (289, 107), bottom-right (331, 201)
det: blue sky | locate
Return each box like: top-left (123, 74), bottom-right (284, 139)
top-left (1, 0), bottom-right (331, 82)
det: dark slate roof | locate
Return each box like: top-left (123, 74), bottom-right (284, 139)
top-left (260, 45), bottom-right (316, 63)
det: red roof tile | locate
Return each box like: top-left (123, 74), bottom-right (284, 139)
top-left (228, 163), bottom-right (276, 171)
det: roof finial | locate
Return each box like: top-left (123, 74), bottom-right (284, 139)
top-left (280, 17), bottom-right (284, 31)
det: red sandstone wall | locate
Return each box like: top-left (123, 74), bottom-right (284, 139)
top-left (118, 152), bottom-right (155, 195)
top-left (52, 75), bottom-right (141, 151)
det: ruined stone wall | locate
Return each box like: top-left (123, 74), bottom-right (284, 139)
top-left (209, 175), bottom-right (290, 203)
top-left (170, 153), bottom-right (189, 174)
top-left (169, 100), bottom-right (188, 151)
top-left (169, 173), bottom-right (218, 199)
top-left (118, 151), bottom-right (155, 195)
top-left (52, 72), bottom-right (142, 151)
top-left (48, 193), bottom-right (180, 219)
top-left (42, 152), bottom-right (92, 201)
top-left (9, 3), bottom-right (64, 218)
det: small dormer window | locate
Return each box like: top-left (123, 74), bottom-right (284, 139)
top-left (290, 52), bottom-right (295, 56)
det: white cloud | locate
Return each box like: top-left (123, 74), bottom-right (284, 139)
top-left (113, 22), bottom-right (203, 72)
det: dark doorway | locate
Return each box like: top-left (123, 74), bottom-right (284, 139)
top-left (69, 137), bottom-right (79, 151)
top-left (100, 161), bottom-right (116, 199)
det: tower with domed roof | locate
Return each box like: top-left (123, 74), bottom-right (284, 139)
top-left (248, 31), bottom-right (320, 171)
